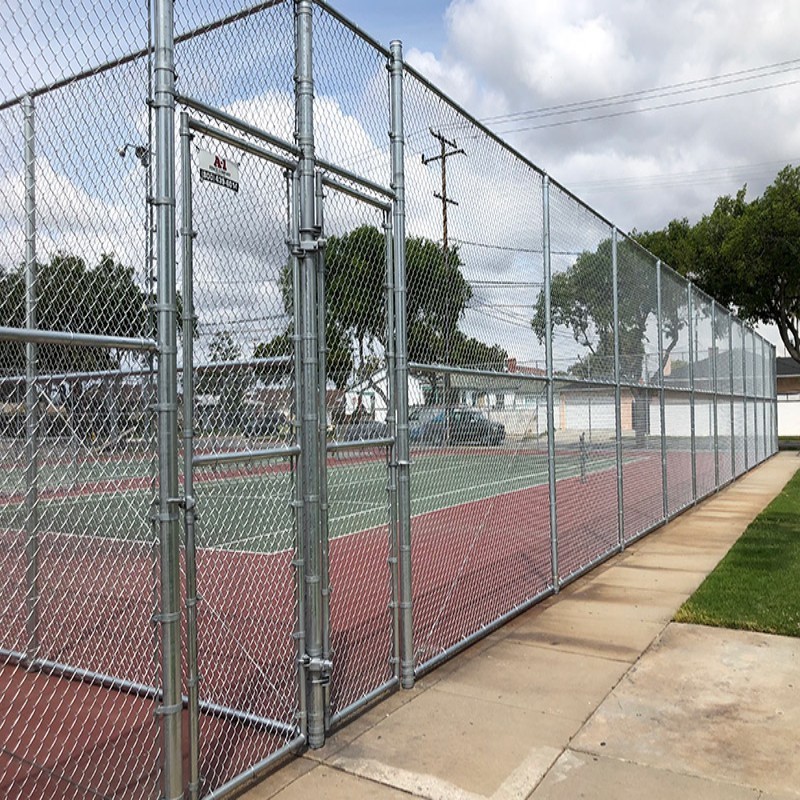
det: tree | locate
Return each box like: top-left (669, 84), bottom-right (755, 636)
top-left (254, 226), bottom-right (507, 395)
top-left (0, 252), bottom-right (150, 376)
top-left (199, 330), bottom-right (247, 427)
top-left (531, 237), bottom-right (685, 385)
top-left (634, 165), bottom-right (800, 364)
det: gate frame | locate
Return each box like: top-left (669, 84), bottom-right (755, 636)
top-left (177, 78), bottom-right (403, 788)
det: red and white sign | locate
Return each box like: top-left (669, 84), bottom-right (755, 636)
top-left (198, 149), bottom-right (240, 192)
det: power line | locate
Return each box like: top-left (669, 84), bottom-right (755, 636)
top-left (570, 158), bottom-right (799, 193)
top-left (480, 57), bottom-right (800, 126)
top-left (492, 77), bottom-right (800, 136)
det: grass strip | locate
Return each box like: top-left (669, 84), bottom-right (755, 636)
top-left (675, 467), bottom-right (800, 637)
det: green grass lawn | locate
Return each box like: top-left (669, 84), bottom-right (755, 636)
top-left (675, 467), bottom-right (800, 637)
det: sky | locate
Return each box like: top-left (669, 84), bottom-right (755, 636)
top-left (0, 0), bottom-right (794, 359)
top-left (330, 0), bottom-right (799, 355)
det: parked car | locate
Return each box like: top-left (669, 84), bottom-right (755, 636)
top-left (242, 409), bottom-right (287, 437)
top-left (335, 420), bottom-right (389, 442)
top-left (411, 407), bottom-right (505, 446)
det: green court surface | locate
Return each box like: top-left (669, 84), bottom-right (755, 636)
top-left (0, 446), bottom-right (621, 553)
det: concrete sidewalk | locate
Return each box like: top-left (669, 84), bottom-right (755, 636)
top-left (245, 452), bottom-right (800, 800)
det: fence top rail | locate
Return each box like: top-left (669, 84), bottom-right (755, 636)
top-left (0, 0), bottom-right (289, 111)
top-left (321, 174), bottom-right (392, 211)
top-left (0, 327), bottom-right (158, 352)
top-left (181, 95), bottom-right (300, 157)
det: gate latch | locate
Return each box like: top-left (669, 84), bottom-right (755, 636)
top-left (301, 654), bottom-right (333, 686)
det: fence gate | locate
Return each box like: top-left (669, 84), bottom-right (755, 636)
top-left (179, 108), bottom-right (306, 797)
top-left (318, 177), bottom-right (400, 726)
top-left (178, 98), bottom-right (400, 795)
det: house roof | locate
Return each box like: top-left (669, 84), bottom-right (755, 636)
top-left (777, 356), bottom-right (800, 378)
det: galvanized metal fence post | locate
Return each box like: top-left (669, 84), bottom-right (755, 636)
top-left (772, 344), bottom-right (778, 454)
top-left (383, 207), bottom-right (400, 680)
top-left (763, 340), bottom-right (768, 459)
top-left (542, 175), bottom-right (558, 588)
top-left (729, 314), bottom-right (736, 478)
top-left (711, 302), bottom-right (719, 490)
top-left (687, 284), bottom-right (697, 502)
top-left (656, 261), bottom-right (668, 520)
top-left (295, 0), bottom-right (326, 747)
top-left (742, 326), bottom-right (749, 471)
top-left (757, 335), bottom-right (764, 462)
top-left (389, 39), bottom-right (414, 688)
top-left (23, 93), bottom-right (39, 664)
top-left (611, 229), bottom-right (624, 547)
top-left (179, 110), bottom-right (200, 800)
top-left (288, 169), bottom-right (308, 738)
top-left (153, 0), bottom-right (183, 795)
top-left (314, 171), bottom-right (332, 728)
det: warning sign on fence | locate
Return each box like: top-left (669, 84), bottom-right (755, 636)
top-left (198, 149), bottom-right (240, 192)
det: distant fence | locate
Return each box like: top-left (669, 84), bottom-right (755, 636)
top-left (0, 1), bottom-right (777, 799)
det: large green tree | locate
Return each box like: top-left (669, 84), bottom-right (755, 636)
top-left (531, 237), bottom-right (685, 384)
top-left (0, 252), bottom-right (149, 375)
top-left (634, 165), bottom-right (800, 363)
top-left (254, 225), bottom-right (508, 391)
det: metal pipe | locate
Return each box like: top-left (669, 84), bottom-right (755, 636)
top-left (741, 322), bottom-right (749, 471)
top-left (656, 261), bottom-right (668, 521)
top-left (383, 209), bottom-right (400, 681)
top-left (389, 39), bottom-right (414, 690)
top-left (179, 96), bottom-right (394, 200)
top-left (0, 326), bottom-right (157, 351)
top-left (153, 1), bottom-right (183, 795)
top-left (542, 175), bottom-right (558, 590)
top-left (764, 342), bottom-right (768, 455)
top-left (319, 173), bottom-right (392, 210)
top-left (729, 312), bottom-right (736, 478)
top-left (326, 437), bottom-right (394, 452)
top-left (295, 0), bottom-right (325, 748)
top-left (414, 586), bottom-right (555, 678)
top-left (611, 229), bottom-right (624, 547)
top-left (315, 156), bottom-right (395, 201)
top-left (0, 358), bottom-right (289, 387)
top-left (314, 171), bottom-right (332, 730)
top-left (753, 332), bottom-right (766, 463)
top-left (329, 677), bottom-right (399, 728)
top-left (687, 284), bottom-right (697, 503)
top-left (200, 735), bottom-right (307, 800)
top-left (23, 94), bottom-right (38, 664)
top-left (288, 169), bottom-right (308, 739)
top-left (186, 116), bottom-right (297, 172)
top-left (179, 111), bottom-right (200, 800)
top-left (711, 302), bottom-right (719, 490)
top-left (193, 446), bottom-right (301, 468)
top-left (181, 96), bottom-right (301, 156)
top-left (407, 360), bottom-right (544, 385)
top-left (0, 648), bottom-right (297, 736)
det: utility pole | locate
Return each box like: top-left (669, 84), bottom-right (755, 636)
top-left (422, 129), bottom-right (465, 441)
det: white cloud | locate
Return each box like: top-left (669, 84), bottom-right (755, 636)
top-left (418, 0), bottom-right (800, 233)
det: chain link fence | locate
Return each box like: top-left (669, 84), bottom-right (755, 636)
top-left (0, 1), bottom-right (779, 798)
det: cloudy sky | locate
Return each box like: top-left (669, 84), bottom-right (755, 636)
top-left (330, 0), bottom-right (800, 353)
top-left (334, 0), bottom-right (800, 230)
top-left (1, 0), bottom-right (793, 357)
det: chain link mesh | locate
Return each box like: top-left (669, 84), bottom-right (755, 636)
top-left (183, 117), bottom-right (301, 793)
top-left (0, 0), bottom-right (781, 796)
